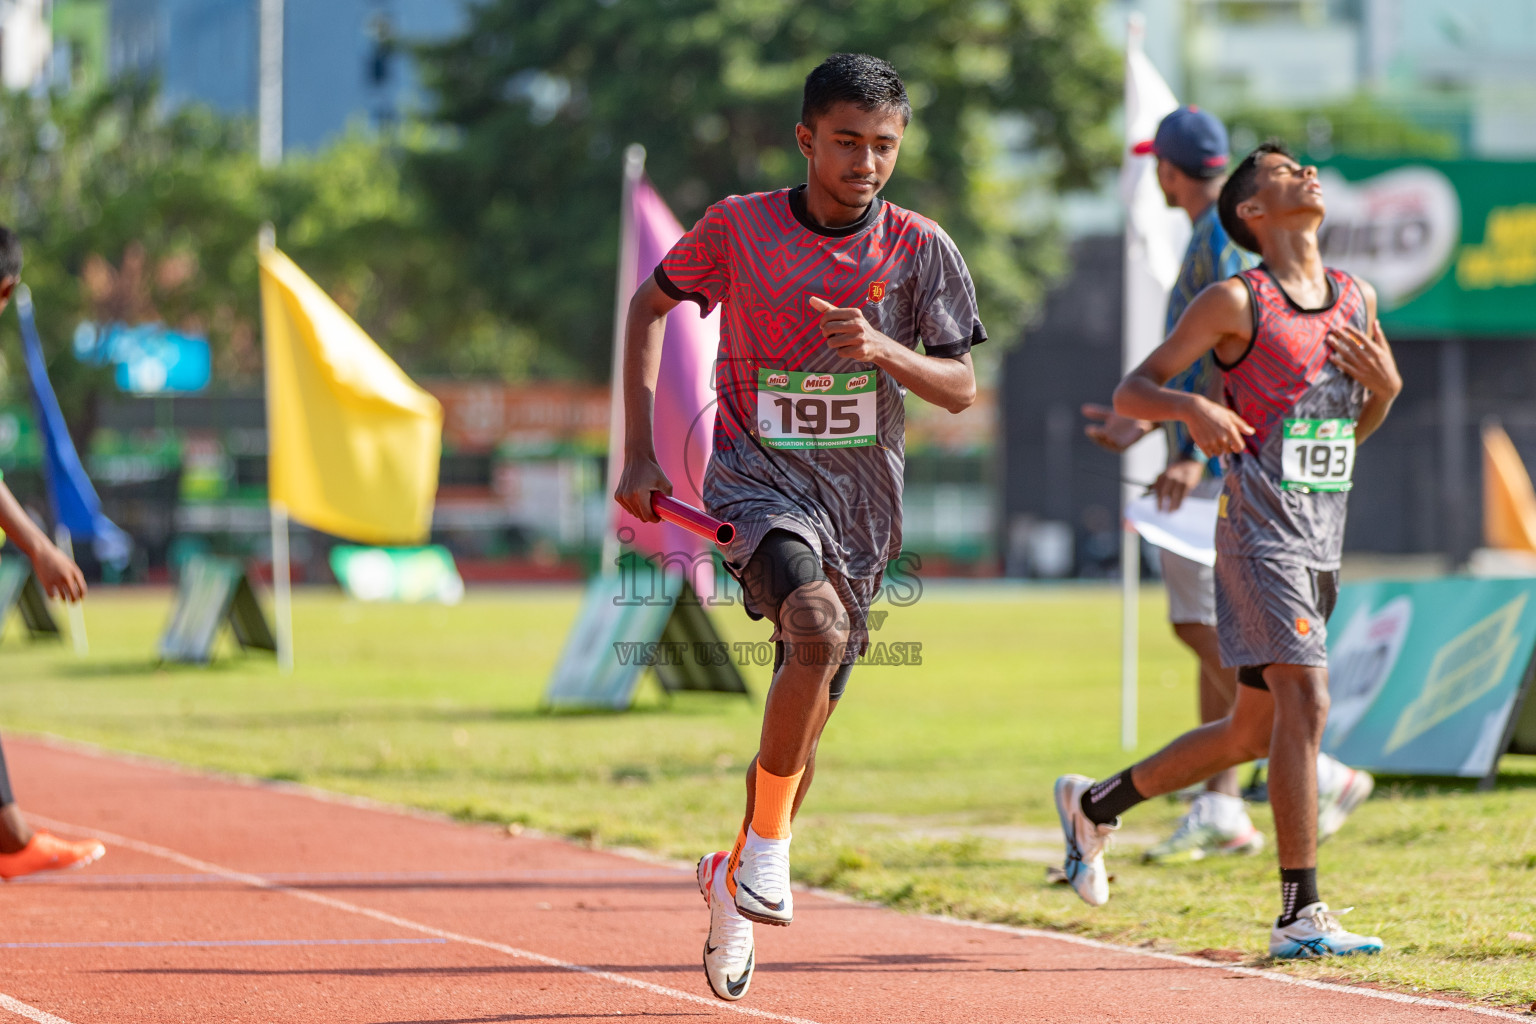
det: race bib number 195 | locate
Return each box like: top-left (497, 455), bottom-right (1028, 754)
top-left (1281, 418), bottom-right (1355, 492)
top-left (757, 369), bottom-right (878, 449)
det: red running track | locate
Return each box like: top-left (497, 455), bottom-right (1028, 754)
top-left (0, 736), bottom-right (1524, 1024)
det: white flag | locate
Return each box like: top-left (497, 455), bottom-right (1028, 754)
top-left (1119, 15), bottom-right (1188, 485)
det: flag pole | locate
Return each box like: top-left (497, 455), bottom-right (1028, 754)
top-left (600, 143), bottom-right (647, 572)
top-left (270, 501), bottom-right (294, 673)
top-left (53, 525), bottom-right (88, 656)
top-left (258, 223), bottom-right (293, 673)
top-left (1120, 494), bottom-right (1138, 750)
top-left (1119, 13), bottom-right (1149, 753)
top-left (258, 0), bottom-right (284, 168)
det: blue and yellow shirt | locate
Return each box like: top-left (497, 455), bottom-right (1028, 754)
top-left (1163, 204), bottom-right (1257, 471)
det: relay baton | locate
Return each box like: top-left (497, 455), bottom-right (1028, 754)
top-left (652, 494), bottom-right (735, 546)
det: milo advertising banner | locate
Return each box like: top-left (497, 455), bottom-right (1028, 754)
top-left (1323, 577), bottom-right (1536, 782)
top-left (1316, 158), bottom-right (1536, 337)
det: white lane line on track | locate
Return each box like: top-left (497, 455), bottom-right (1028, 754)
top-left (2, 938), bottom-right (447, 950)
top-left (11, 868), bottom-right (683, 886)
top-left (27, 815), bottom-right (822, 1024)
top-left (924, 914), bottom-right (1536, 1022)
top-left (0, 993), bottom-right (78, 1024)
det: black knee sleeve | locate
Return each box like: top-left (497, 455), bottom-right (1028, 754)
top-left (742, 530), bottom-right (826, 620)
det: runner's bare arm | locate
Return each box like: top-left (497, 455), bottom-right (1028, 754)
top-left (808, 296), bottom-right (975, 413)
top-left (1114, 279), bottom-right (1256, 458)
top-left (0, 481), bottom-right (84, 601)
top-left (1326, 280), bottom-right (1401, 445)
top-left (613, 276), bottom-right (679, 524)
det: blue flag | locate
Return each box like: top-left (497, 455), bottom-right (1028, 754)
top-left (16, 286), bottom-right (131, 568)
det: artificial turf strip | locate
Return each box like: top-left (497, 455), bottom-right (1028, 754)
top-left (0, 586), bottom-right (1531, 1008)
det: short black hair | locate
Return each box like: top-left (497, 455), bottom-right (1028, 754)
top-left (0, 226), bottom-right (23, 282)
top-left (1217, 140), bottom-right (1293, 254)
top-left (801, 53), bottom-right (911, 129)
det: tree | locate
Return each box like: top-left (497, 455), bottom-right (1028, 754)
top-left (411, 0), bottom-right (1122, 379)
top-left (0, 79), bottom-right (523, 432)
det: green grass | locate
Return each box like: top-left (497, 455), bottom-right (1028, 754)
top-left (2, 586), bottom-right (1533, 1009)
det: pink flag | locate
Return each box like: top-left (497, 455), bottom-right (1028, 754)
top-left (606, 176), bottom-right (720, 596)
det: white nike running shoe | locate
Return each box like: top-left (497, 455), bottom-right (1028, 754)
top-left (1054, 774), bottom-right (1118, 907)
top-left (732, 826), bottom-right (793, 926)
top-left (697, 852), bottom-right (755, 1001)
top-left (1317, 762), bottom-right (1374, 843)
top-left (1270, 902), bottom-right (1383, 959)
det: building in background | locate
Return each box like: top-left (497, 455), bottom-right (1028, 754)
top-left (1105, 0), bottom-right (1536, 160)
top-left (107, 0), bottom-right (465, 151)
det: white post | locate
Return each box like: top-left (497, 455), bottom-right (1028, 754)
top-left (600, 144), bottom-right (647, 571)
top-left (53, 525), bottom-right (88, 657)
top-left (1119, 494), bottom-right (1138, 751)
top-left (271, 501), bottom-right (294, 673)
top-left (258, 0), bottom-right (284, 168)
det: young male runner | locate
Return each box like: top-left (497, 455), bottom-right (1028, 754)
top-left (1084, 109), bottom-right (1373, 863)
top-left (614, 54), bottom-right (983, 1001)
top-left (1055, 142), bottom-right (1401, 957)
top-left (0, 227), bottom-right (106, 880)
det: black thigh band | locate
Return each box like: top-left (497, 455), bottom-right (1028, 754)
top-left (1238, 665), bottom-right (1271, 691)
top-left (774, 641), bottom-right (854, 702)
top-left (740, 529), bottom-right (826, 622)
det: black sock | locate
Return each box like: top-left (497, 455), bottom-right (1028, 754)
top-left (1079, 768), bottom-right (1145, 826)
top-left (1278, 868), bottom-right (1320, 925)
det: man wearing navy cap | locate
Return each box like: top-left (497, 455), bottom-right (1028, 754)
top-left (1082, 107), bottom-right (1372, 863)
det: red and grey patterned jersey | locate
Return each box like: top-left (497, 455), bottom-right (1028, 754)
top-left (1216, 266), bottom-right (1367, 569)
top-left (656, 186), bottom-right (985, 579)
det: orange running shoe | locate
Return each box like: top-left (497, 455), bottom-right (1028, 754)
top-left (0, 831), bottom-right (106, 880)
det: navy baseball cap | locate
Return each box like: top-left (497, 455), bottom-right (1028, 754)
top-left (1131, 106), bottom-right (1230, 179)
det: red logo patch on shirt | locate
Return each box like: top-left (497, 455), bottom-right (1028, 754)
top-left (867, 280), bottom-right (888, 303)
top-left (1296, 618), bottom-right (1311, 636)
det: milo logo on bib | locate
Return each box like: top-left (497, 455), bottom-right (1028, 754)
top-left (757, 368), bottom-right (879, 450)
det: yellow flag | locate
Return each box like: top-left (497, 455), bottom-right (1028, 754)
top-left (260, 247), bottom-right (442, 544)
top-left (1483, 422), bottom-right (1536, 554)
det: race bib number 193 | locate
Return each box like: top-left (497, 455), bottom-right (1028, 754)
top-left (1281, 418), bottom-right (1355, 492)
top-left (757, 369), bottom-right (878, 449)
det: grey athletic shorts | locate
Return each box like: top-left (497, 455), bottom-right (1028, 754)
top-left (1160, 548), bottom-right (1217, 626)
top-left (1215, 556), bottom-right (1339, 689)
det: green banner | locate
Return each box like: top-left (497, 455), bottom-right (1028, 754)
top-left (329, 546), bottom-right (464, 604)
top-left (1317, 158), bottom-right (1536, 337)
top-left (1323, 577), bottom-right (1536, 779)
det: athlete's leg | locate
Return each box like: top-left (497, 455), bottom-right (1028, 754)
top-left (756, 580), bottom-right (848, 779)
top-left (1171, 622), bottom-right (1241, 797)
top-left (1262, 663), bottom-right (1326, 870)
top-left (742, 696), bottom-right (841, 827)
top-left (1127, 684), bottom-right (1273, 799)
top-left (0, 734), bottom-right (34, 855)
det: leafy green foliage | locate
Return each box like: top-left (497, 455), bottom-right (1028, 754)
top-left (0, 80), bottom-right (521, 426)
top-left (411, 0), bottom-right (1122, 378)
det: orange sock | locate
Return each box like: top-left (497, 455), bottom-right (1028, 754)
top-left (750, 763), bottom-right (803, 840)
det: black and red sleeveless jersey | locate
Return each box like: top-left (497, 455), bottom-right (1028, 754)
top-left (1216, 266), bottom-right (1367, 569)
